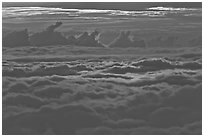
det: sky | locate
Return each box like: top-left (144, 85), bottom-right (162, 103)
top-left (2, 2), bottom-right (202, 10)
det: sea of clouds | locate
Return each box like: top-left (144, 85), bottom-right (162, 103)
top-left (2, 48), bottom-right (202, 134)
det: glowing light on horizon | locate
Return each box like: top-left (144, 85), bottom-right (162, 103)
top-left (2, 6), bottom-right (201, 19)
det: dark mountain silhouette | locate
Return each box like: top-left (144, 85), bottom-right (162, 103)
top-left (2, 29), bottom-right (30, 47)
top-left (30, 22), bottom-right (68, 46)
top-left (46, 22), bottom-right (62, 32)
top-left (109, 31), bottom-right (146, 48)
top-left (132, 38), bottom-right (146, 48)
top-left (67, 35), bottom-right (77, 45)
top-left (29, 22), bottom-right (103, 47)
top-left (3, 22), bottom-right (147, 48)
top-left (76, 30), bottom-right (103, 47)
top-left (149, 36), bottom-right (178, 47)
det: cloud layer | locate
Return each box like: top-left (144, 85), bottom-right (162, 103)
top-left (2, 50), bottom-right (202, 134)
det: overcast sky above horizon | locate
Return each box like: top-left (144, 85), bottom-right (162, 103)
top-left (3, 2), bottom-right (202, 11)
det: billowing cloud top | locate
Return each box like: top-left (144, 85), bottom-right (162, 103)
top-left (2, 46), bottom-right (202, 134)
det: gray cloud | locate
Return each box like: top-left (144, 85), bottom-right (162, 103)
top-left (76, 121), bottom-right (201, 135)
top-left (2, 51), bottom-right (202, 135)
top-left (104, 58), bottom-right (201, 74)
top-left (3, 94), bottom-right (45, 108)
top-left (3, 104), bottom-right (104, 134)
top-left (34, 86), bottom-right (73, 99)
top-left (2, 74), bottom-right (202, 135)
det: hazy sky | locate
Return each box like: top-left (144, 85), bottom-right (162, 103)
top-left (3, 2), bottom-right (202, 10)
